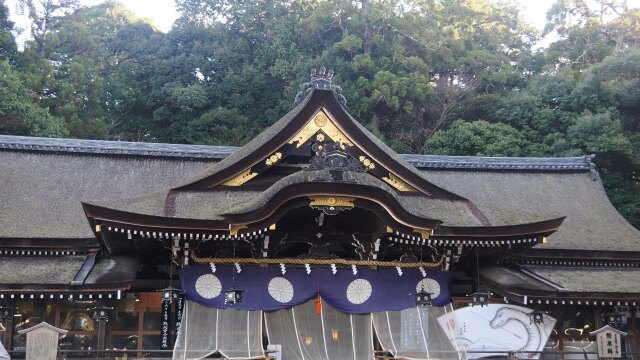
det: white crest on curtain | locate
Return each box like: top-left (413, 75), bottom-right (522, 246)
top-left (416, 278), bottom-right (441, 298)
top-left (264, 299), bottom-right (374, 360)
top-left (172, 300), bottom-right (264, 360)
top-left (346, 279), bottom-right (372, 304)
top-left (268, 277), bottom-right (294, 303)
top-left (372, 304), bottom-right (467, 360)
top-left (195, 274), bottom-right (222, 299)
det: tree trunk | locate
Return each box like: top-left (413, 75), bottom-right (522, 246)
top-left (361, 0), bottom-right (372, 54)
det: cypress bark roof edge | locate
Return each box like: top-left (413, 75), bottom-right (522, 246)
top-left (482, 264), bottom-right (640, 298)
top-left (0, 135), bottom-right (595, 172)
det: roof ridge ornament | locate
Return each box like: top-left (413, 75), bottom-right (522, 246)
top-left (293, 67), bottom-right (348, 108)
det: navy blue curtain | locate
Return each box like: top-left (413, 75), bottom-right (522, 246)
top-left (179, 264), bottom-right (450, 313)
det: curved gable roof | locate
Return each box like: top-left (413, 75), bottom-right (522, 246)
top-left (1, 133), bottom-right (634, 252)
top-left (173, 89), bottom-right (464, 199)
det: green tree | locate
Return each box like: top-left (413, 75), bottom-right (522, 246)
top-left (18, 0), bottom-right (80, 57)
top-left (425, 119), bottom-right (546, 157)
top-left (544, 0), bottom-right (640, 67)
top-left (567, 109), bottom-right (632, 155)
top-left (0, 0), bottom-right (16, 61)
top-left (17, 0), bottom-right (143, 139)
top-left (181, 107), bottom-right (259, 146)
top-left (0, 60), bottom-right (67, 137)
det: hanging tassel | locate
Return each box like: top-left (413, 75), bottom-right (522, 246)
top-left (316, 294), bottom-right (322, 315)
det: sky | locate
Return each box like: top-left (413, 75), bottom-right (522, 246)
top-left (5, 0), bottom-right (640, 42)
top-left (80, 0), bottom-right (179, 32)
top-left (6, 0), bottom-right (559, 35)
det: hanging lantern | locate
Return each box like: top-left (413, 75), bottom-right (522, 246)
top-left (0, 306), bottom-right (12, 321)
top-left (529, 310), bottom-right (546, 325)
top-left (158, 286), bottom-right (182, 303)
top-left (223, 242), bottom-right (245, 305)
top-left (604, 313), bottom-right (623, 329)
top-left (469, 291), bottom-right (490, 307)
top-left (414, 285), bottom-right (433, 307)
top-left (224, 287), bottom-right (245, 304)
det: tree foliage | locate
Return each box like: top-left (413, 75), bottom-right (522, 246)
top-left (0, 60), bottom-right (67, 136)
top-left (0, 0), bottom-right (639, 226)
top-left (0, 0), bottom-right (16, 61)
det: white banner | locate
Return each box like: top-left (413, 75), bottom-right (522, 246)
top-left (437, 304), bottom-right (556, 359)
top-left (591, 325), bottom-right (627, 359)
top-left (0, 339), bottom-right (9, 360)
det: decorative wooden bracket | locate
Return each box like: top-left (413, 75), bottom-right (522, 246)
top-left (309, 196), bottom-right (355, 215)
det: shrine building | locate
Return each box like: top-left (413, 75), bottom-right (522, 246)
top-left (1, 70), bottom-right (639, 359)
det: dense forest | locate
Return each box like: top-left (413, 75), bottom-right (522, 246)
top-left (1, 0), bottom-right (640, 227)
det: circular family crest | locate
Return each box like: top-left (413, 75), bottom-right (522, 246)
top-left (416, 278), bottom-right (441, 299)
top-left (314, 112), bottom-right (329, 127)
top-left (195, 274), bottom-right (222, 299)
top-left (268, 277), bottom-right (294, 303)
top-left (346, 279), bottom-right (372, 304)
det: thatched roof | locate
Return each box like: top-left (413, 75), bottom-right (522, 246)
top-left (0, 134), bottom-right (235, 159)
top-left (524, 265), bottom-right (640, 293)
top-left (480, 264), bottom-right (640, 300)
top-left (1, 134), bottom-right (637, 251)
top-left (0, 255), bottom-right (137, 288)
top-left (0, 138), bottom-right (219, 239)
top-left (422, 170), bottom-right (639, 251)
top-left (172, 90), bottom-right (464, 199)
top-left (86, 168), bottom-right (560, 230)
top-left (480, 265), bottom-right (559, 294)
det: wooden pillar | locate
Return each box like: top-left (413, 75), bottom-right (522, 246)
top-left (629, 305), bottom-right (638, 356)
top-left (552, 305), bottom-right (564, 360)
top-left (91, 306), bottom-right (111, 357)
top-left (594, 306), bottom-right (602, 329)
top-left (3, 317), bottom-right (12, 351)
top-left (97, 319), bottom-right (107, 352)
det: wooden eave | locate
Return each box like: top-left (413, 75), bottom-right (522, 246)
top-left (83, 190), bottom-right (563, 247)
top-left (492, 287), bottom-right (640, 303)
top-left (174, 90), bottom-right (464, 199)
top-left (83, 202), bottom-right (230, 254)
top-left (82, 192), bottom-right (439, 241)
top-left (434, 217), bottom-right (565, 240)
top-left (530, 292), bottom-right (640, 301)
top-left (82, 202), bottom-right (229, 232)
top-left (0, 282), bottom-right (133, 293)
top-left (481, 264), bottom-right (640, 303)
top-left (514, 248), bottom-right (640, 262)
top-left (0, 237), bottom-right (100, 251)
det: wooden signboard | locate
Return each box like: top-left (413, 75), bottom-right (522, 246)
top-left (17, 322), bottom-right (68, 360)
top-left (590, 325), bottom-right (627, 358)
